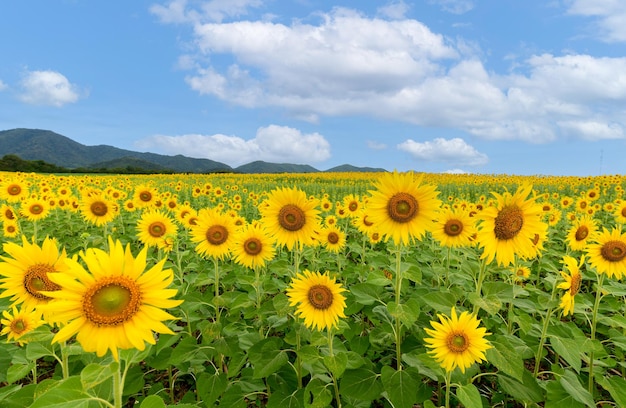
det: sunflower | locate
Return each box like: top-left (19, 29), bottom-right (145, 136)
top-left (0, 178), bottom-right (30, 202)
top-left (423, 307), bottom-right (492, 373)
top-left (286, 270), bottom-right (347, 331)
top-left (80, 193), bottom-right (119, 226)
top-left (566, 215), bottom-right (598, 251)
top-left (586, 227), bottom-right (626, 279)
top-left (231, 223), bottom-right (276, 270)
top-left (0, 236), bottom-right (68, 314)
top-left (512, 265), bottom-right (531, 282)
top-left (19, 196), bottom-right (50, 222)
top-left (613, 201), bottom-right (626, 224)
top-left (351, 209), bottom-right (375, 236)
top-left (190, 208), bottom-right (236, 260)
top-left (431, 208), bottom-right (477, 248)
top-left (558, 256), bottom-right (584, 316)
top-left (132, 184), bottom-right (159, 209)
top-left (476, 184), bottom-right (548, 267)
top-left (3, 221), bottom-right (20, 238)
top-left (342, 194), bottom-right (362, 217)
top-left (319, 225), bottom-right (346, 253)
top-left (0, 204), bottom-right (18, 223)
top-left (1, 305), bottom-right (44, 345)
top-left (136, 210), bottom-right (178, 252)
top-left (259, 187), bottom-right (321, 250)
top-left (43, 238), bottom-right (183, 361)
top-left (366, 170), bottom-right (441, 246)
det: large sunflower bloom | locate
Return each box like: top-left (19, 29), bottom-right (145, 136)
top-left (566, 215), bottom-right (598, 252)
top-left (286, 270), bottom-right (347, 331)
top-left (423, 307), bottom-right (492, 373)
top-left (43, 238), bottom-right (183, 361)
top-left (136, 210), bottom-right (178, 252)
top-left (366, 170), bottom-right (441, 246)
top-left (558, 256), bottom-right (584, 316)
top-left (0, 236), bottom-right (68, 314)
top-left (190, 208), bottom-right (236, 260)
top-left (231, 223), bottom-right (276, 270)
top-left (586, 227), bottom-right (626, 279)
top-left (431, 208), bottom-right (477, 248)
top-left (476, 184), bottom-right (548, 267)
top-left (259, 187), bottom-right (321, 250)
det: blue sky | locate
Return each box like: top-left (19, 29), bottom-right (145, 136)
top-left (1, 0), bottom-right (626, 175)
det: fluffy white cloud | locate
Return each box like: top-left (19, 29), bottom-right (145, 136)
top-left (429, 0), bottom-right (475, 15)
top-left (377, 1), bottom-right (410, 19)
top-left (135, 125), bottom-right (330, 166)
top-left (397, 137), bottom-right (488, 166)
top-left (567, 0), bottom-right (626, 42)
top-left (18, 70), bottom-right (81, 107)
top-left (150, 0), bottom-right (263, 24)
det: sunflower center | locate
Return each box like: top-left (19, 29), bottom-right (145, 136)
top-left (363, 215), bottom-right (373, 227)
top-left (307, 285), bottom-right (333, 310)
top-left (83, 277), bottom-right (141, 326)
top-left (148, 222), bottom-right (166, 238)
top-left (4, 209), bottom-right (15, 220)
top-left (494, 205), bottom-right (524, 240)
top-left (348, 202), bottom-right (358, 212)
top-left (29, 204), bottom-right (43, 215)
top-left (90, 201), bottom-right (108, 216)
top-left (575, 226), bottom-right (589, 241)
top-left (139, 191), bottom-right (152, 202)
top-left (206, 225), bottom-right (228, 245)
top-left (447, 332), bottom-right (469, 353)
top-left (327, 232), bottom-right (339, 244)
top-left (387, 193), bottom-right (419, 223)
top-left (11, 319), bottom-right (27, 335)
top-left (24, 264), bottom-right (60, 300)
top-left (622, 207), bottom-right (626, 218)
top-left (570, 273), bottom-right (582, 296)
top-left (600, 240), bottom-right (626, 262)
top-left (444, 219), bottom-right (464, 237)
top-left (244, 238), bottom-right (263, 255)
top-left (8, 184), bottom-right (21, 196)
top-left (278, 204), bottom-right (306, 231)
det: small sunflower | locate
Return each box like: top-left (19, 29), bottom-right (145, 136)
top-left (342, 194), bottom-right (362, 216)
top-left (319, 225), bottom-right (347, 253)
top-left (476, 184), bottom-right (548, 267)
top-left (80, 193), bottom-right (119, 226)
top-left (286, 270), bottom-right (347, 331)
top-left (136, 210), bottom-right (178, 252)
top-left (231, 223), bottom-right (276, 270)
top-left (423, 307), bottom-right (492, 373)
top-left (558, 256), bottom-right (584, 316)
top-left (586, 227), bottom-right (626, 279)
top-left (3, 221), bottom-right (19, 238)
top-left (0, 204), bottom-right (18, 223)
top-left (512, 265), bottom-right (531, 282)
top-left (366, 170), bottom-right (442, 246)
top-left (431, 208), bottom-right (477, 248)
top-left (43, 238), bottom-right (183, 361)
top-left (190, 208), bottom-right (236, 260)
top-left (1, 305), bottom-right (44, 345)
top-left (259, 187), bottom-right (321, 250)
top-left (132, 184), bottom-right (160, 209)
top-left (19, 196), bottom-right (50, 222)
top-left (566, 215), bottom-right (598, 251)
top-left (0, 179), bottom-right (29, 202)
top-left (0, 236), bottom-right (68, 314)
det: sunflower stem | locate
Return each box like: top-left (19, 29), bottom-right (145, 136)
top-left (444, 369), bottom-right (452, 408)
top-left (394, 243), bottom-right (403, 371)
top-left (112, 361), bottom-right (123, 408)
top-left (533, 279), bottom-right (558, 377)
top-left (60, 341), bottom-right (70, 379)
top-left (473, 257), bottom-right (488, 314)
top-left (213, 258), bottom-right (221, 325)
top-left (588, 272), bottom-right (605, 395)
top-left (295, 326), bottom-right (303, 389)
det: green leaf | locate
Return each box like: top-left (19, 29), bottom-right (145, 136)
top-left (545, 379), bottom-right (585, 408)
top-left (597, 375), bottom-right (626, 407)
top-left (30, 377), bottom-right (92, 408)
top-left (267, 389), bottom-right (305, 408)
top-left (139, 395), bottom-right (166, 408)
top-left (25, 341), bottom-right (56, 360)
top-left (196, 371), bottom-right (227, 404)
top-left (324, 352), bottom-right (348, 379)
top-left (350, 283), bottom-right (384, 305)
top-left (497, 371), bottom-right (544, 403)
top-left (455, 383), bottom-right (482, 408)
top-left (248, 338), bottom-right (289, 379)
top-left (467, 292), bottom-right (502, 315)
top-left (549, 336), bottom-right (582, 373)
top-left (340, 368), bottom-right (383, 401)
top-left (304, 377), bottom-right (333, 408)
top-left (7, 362), bottom-right (33, 384)
top-left (381, 366), bottom-right (419, 408)
top-left (80, 362), bottom-right (116, 390)
top-left (485, 335), bottom-right (525, 381)
top-left (420, 291), bottom-right (456, 313)
top-left (560, 370), bottom-right (595, 408)
top-left (387, 298), bottom-right (420, 327)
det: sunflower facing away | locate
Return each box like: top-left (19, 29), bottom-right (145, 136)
top-left (260, 187), bottom-right (321, 250)
top-left (558, 255), bottom-right (584, 316)
top-left (366, 170), bottom-right (442, 246)
top-left (431, 208), bottom-right (477, 248)
top-left (43, 238), bottom-right (183, 361)
top-left (476, 184), bottom-right (548, 267)
top-left (423, 307), bottom-right (492, 373)
top-left (0, 236), bottom-right (69, 315)
top-left (1, 305), bottom-right (44, 345)
top-left (286, 270), bottom-right (347, 331)
top-left (586, 227), bottom-right (626, 279)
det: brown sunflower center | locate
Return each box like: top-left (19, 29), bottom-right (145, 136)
top-left (90, 201), bottom-right (108, 216)
top-left (4, 209), bottom-right (15, 220)
top-left (278, 204), bottom-right (306, 232)
top-left (139, 191), bottom-right (152, 202)
top-left (11, 318), bottom-right (27, 335)
top-left (575, 226), bottom-right (589, 241)
top-left (348, 201), bottom-right (358, 212)
top-left (387, 192), bottom-right (419, 223)
top-left (363, 215), bottom-right (373, 227)
top-left (494, 205), bottom-right (524, 240)
top-left (622, 207), bottom-right (626, 218)
top-left (447, 332), bottom-right (469, 353)
top-left (570, 273), bottom-right (582, 296)
top-left (8, 184), bottom-right (21, 196)
top-left (148, 221), bottom-right (166, 238)
top-left (24, 264), bottom-right (60, 300)
top-left (206, 225), bottom-right (228, 245)
top-left (600, 240), bottom-right (626, 263)
top-left (244, 237), bottom-right (263, 255)
top-left (444, 219), bottom-right (464, 237)
top-left (307, 284), bottom-right (333, 310)
top-left (327, 232), bottom-right (340, 244)
top-left (83, 277), bottom-right (141, 326)
top-left (29, 204), bottom-right (44, 215)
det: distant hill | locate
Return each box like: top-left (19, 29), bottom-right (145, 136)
top-left (325, 164), bottom-right (387, 173)
top-left (0, 128), bottom-right (387, 174)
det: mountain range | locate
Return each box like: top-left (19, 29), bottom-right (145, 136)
top-left (0, 128), bottom-right (386, 174)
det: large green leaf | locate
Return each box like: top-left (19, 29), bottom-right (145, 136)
top-left (455, 383), bottom-right (482, 408)
top-left (485, 335), bottom-right (525, 381)
top-left (559, 370), bottom-right (595, 408)
top-left (549, 336), bottom-right (583, 373)
top-left (597, 375), bottom-right (626, 407)
top-left (381, 366), bottom-right (419, 408)
top-left (340, 368), bottom-right (383, 401)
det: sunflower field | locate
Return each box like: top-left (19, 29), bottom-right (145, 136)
top-left (0, 170), bottom-right (625, 408)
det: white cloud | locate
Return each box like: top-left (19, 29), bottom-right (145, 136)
top-left (367, 140), bottom-right (387, 150)
top-left (18, 70), bottom-right (81, 107)
top-left (429, 0), bottom-right (475, 14)
top-left (566, 0), bottom-right (626, 42)
top-left (0, 79), bottom-right (7, 91)
top-left (397, 137), bottom-right (488, 166)
top-left (377, 1), bottom-right (410, 20)
top-left (135, 125), bottom-right (330, 166)
top-left (150, 0), bottom-right (263, 24)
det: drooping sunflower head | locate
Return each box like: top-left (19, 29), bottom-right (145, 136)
top-left (586, 227), bottom-right (626, 279)
top-left (286, 270), bottom-right (347, 332)
top-left (557, 255), bottom-right (584, 316)
top-left (366, 170), bottom-right (442, 246)
top-left (423, 306), bottom-right (492, 373)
